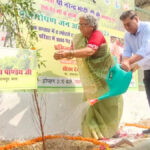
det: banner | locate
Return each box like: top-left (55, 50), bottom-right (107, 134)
top-left (24, 0), bottom-right (136, 91)
top-left (0, 47), bottom-right (37, 90)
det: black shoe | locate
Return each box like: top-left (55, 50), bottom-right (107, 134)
top-left (142, 129), bottom-right (150, 134)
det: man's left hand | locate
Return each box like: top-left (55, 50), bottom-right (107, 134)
top-left (131, 63), bottom-right (140, 72)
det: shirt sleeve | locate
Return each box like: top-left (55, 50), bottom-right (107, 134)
top-left (136, 26), bottom-right (150, 57)
top-left (137, 54), bottom-right (150, 68)
top-left (123, 34), bottom-right (132, 57)
top-left (87, 30), bottom-right (106, 51)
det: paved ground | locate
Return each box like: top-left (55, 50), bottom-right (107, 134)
top-left (0, 90), bottom-right (150, 140)
top-left (121, 91), bottom-right (150, 124)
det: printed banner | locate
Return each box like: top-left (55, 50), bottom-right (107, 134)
top-left (0, 47), bottom-right (37, 90)
top-left (21, 0), bottom-right (136, 91)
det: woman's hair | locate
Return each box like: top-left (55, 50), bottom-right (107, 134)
top-left (120, 10), bottom-right (137, 20)
top-left (80, 14), bottom-right (98, 30)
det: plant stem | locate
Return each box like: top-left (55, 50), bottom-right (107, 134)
top-left (34, 90), bottom-right (46, 150)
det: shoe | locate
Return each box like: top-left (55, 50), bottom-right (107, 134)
top-left (142, 129), bottom-right (150, 134)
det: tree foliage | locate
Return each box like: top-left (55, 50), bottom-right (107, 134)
top-left (0, 0), bottom-right (45, 68)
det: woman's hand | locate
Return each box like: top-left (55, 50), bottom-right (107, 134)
top-left (53, 50), bottom-right (71, 60)
top-left (54, 44), bottom-right (63, 50)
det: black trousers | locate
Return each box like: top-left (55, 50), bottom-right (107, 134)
top-left (143, 70), bottom-right (150, 106)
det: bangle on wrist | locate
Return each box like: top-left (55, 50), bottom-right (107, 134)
top-left (68, 50), bottom-right (74, 59)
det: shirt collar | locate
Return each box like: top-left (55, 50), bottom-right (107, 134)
top-left (136, 22), bottom-right (141, 33)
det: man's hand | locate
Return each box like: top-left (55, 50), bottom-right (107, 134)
top-left (121, 59), bottom-right (131, 71)
top-left (121, 55), bottom-right (143, 71)
top-left (131, 63), bottom-right (140, 72)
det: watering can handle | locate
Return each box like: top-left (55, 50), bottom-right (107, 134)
top-left (107, 67), bottom-right (115, 80)
top-left (107, 64), bottom-right (121, 80)
top-left (107, 56), bottom-right (119, 80)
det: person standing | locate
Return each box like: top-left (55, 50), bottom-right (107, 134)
top-left (54, 14), bottom-right (123, 139)
top-left (120, 10), bottom-right (150, 133)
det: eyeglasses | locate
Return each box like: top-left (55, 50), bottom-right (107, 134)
top-left (79, 23), bottom-right (89, 27)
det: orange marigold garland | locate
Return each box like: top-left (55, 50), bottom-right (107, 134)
top-left (125, 123), bottom-right (150, 129)
top-left (0, 135), bottom-right (110, 150)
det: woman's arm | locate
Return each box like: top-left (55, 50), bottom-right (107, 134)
top-left (54, 30), bottom-right (106, 60)
top-left (53, 47), bottom-right (95, 60)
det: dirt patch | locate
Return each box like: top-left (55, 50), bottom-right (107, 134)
top-left (0, 138), bottom-right (99, 150)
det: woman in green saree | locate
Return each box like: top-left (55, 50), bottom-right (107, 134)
top-left (54, 14), bottom-right (123, 139)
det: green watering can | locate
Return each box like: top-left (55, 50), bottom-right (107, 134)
top-left (88, 59), bottom-right (132, 106)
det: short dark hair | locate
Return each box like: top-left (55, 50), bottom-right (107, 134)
top-left (120, 10), bottom-right (137, 20)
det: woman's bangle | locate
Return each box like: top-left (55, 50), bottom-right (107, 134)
top-left (68, 50), bottom-right (74, 59)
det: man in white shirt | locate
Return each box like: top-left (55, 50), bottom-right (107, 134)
top-left (120, 10), bottom-right (150, 134)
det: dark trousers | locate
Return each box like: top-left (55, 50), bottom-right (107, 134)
top-left (143, 70), bottom-right (150, 106)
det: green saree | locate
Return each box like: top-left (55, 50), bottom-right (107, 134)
top-left (73, 33), bottom-right (123, 139)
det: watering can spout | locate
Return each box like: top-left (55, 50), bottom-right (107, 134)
top-left (97, 92), bottom-right (112, 101)
top-left (88, 62), bottom-right (132, 106)
top-left (88, 93), bottom-right (114, 106)
top-left (88, 98), bottom-right (98, 106)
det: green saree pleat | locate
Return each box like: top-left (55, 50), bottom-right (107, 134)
top-left (73, 33), bottom-right (123, 139)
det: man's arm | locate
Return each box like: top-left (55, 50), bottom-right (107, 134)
top-left (135, 24), bottom-right (150, 67)
top-left (128, 54), bottom-right (143, 64)
top-left (122, 24), bottom-right (150, 71)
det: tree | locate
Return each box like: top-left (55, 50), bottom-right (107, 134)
top-left (0, 0), bottom-right (45, 68)
top-left (0, 0), bottom-right (46, 149)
